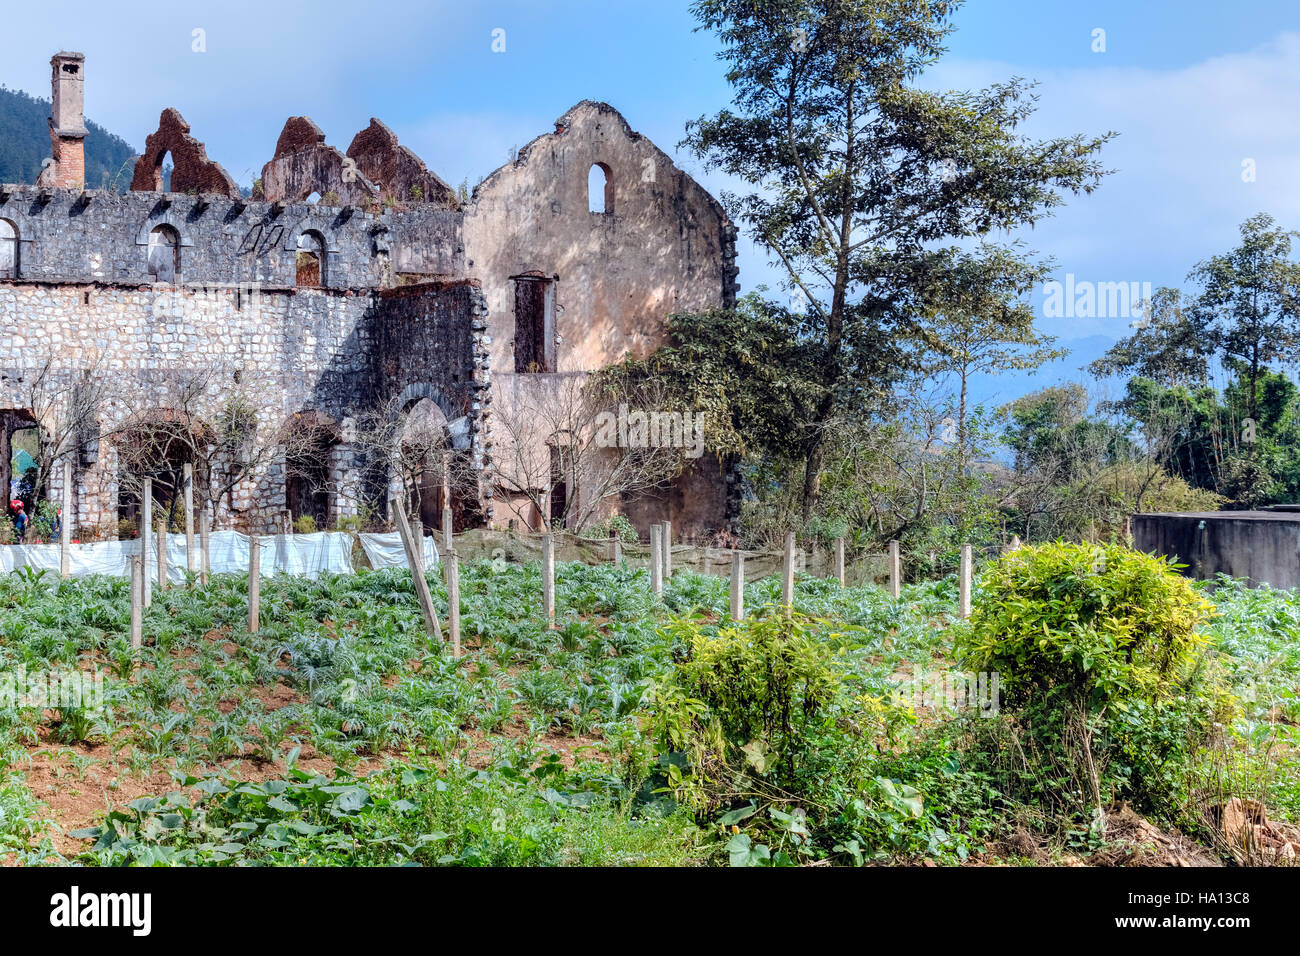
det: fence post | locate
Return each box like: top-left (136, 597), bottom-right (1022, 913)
top-left (702, 548), bottom-right (711, 577)
top-left (661, 520), bottom-right (672, 580)
top-left (782, 531), bottom-right (796, 616)
top-left (610, 536), bottom-right (622, 566)
top-left (442, 454), bottom-right (453, 553)
top-left (959, 543), bottom-right (973, 620)
top-left (834, 536), bottom-right (845, 588)
top-left (392, 497), bottom-right (444, 643)
top-left (445, 549), bottom-right (461, 657)
top-left (141, 478), bottom-right (153, 608)
top-left (542, 533), bottom-right (556, 623)
top-left (59, 457), bottom-right (73, 577)
top-left (183, 462), bottom-right (196, 575)
top-left (649, 524), bottom-right (663, 597)
top-left (199, 511), bottom-right (211, 586)
top-left (156, 519), bottom-right (168, 592)
top-left (730, 549), bottom-right (745, 622)
top-left (889, 539), bottom-right (901, 600)
top-left (247, 534), bottom-right (260, 634)
top-left (130, 552), bottom-right (143, 652)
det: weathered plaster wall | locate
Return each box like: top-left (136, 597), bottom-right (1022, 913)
top-left (462, 101), bottom-right (739, 537)
top-left (463, 100), bottom-right (738, 374)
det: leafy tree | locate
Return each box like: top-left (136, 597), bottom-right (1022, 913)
top-left (1189, 213), bottom-right (1300, 424)
top-left (1088, 286), bottom-right (1210, 389)
top-left (683, 0), bottom-right (1111, 519)
top-left (918, 245), bottom-right (1062, 467)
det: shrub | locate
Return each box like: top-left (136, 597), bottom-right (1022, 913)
top-left (589, 513), bottom-right (638, 544)
top-left (651, 611), bottom-right (922, 864)
top-left (958, 541), bottom-right (1231, 821)
top-left (293, 515), bottom-right (318, 535)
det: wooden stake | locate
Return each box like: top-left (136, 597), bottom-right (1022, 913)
top-left (199, 511), bottom-right (211, 586)
top-left (959, 543), bottom-right (973, 620)
top-left (661, 520), bottom-right (672, 580)
top-left (183, 462), bottom-right (196, 575)
top-left (729, 549), bottom-right (744, 622)
top-left (59, 457), bottom-right (74, 577)
top-left (610, 536), bottom-right (622, 565)
top-left (542, 533), bottom-right (556, 623)
top-left (834, 536), bottom-right (845, 588)
top-left (141, 478), bottom-right (153, 608)
top-left (392, 496), bottom-right (444, 642)
top-left (889, 539), bottom-right (901, 600)
top-left (247, 533), bottom-right (260, 634)
top-left (129, 552), bottom-right (143, 652)
top-left (782, 532), bottom-right (795, 616)
top-left (649, 524), bottom-right (663, 597)
top-left (442, 453), bottom-right (453, 552)
top-left (156, 519), bottom-right (168, 592)
top-left (445, 549), bottom-right (461, 657)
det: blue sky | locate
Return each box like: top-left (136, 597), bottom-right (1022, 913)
top-left (4, 0), bottom-right (1299, 407)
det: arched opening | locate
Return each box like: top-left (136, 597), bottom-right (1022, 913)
top-left (114, 409), bottom-right (209, 534)
top-left (296, 230), bottom-right (326, 288)
top-left (147, 224), bottom-right (180, 284)
top-left (284, 411), bottom-right (339, 531)
top-left (547, 432), bottom-right (577, 529)
top-left (0, 220), bottom-right (18, 279)
top-left (154, 150), bottom-right (174, 192)
top-left (588, 162), bottom-right (612, 214)
top-left (399, 397), bottom-right (451, 535)
top-left (0, 409), bottom-right (40, 538)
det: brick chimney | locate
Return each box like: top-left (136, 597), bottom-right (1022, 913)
top-left (39, 52), bottom-right (87, 189)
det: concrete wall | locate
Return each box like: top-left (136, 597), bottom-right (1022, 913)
top-left (1132, 511), bottom-right (1300, 588)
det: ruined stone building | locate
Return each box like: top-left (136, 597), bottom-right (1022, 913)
top-left (0, 52), bottom-right (740, 540)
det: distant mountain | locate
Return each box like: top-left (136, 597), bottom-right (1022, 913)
top-left (0, 86), bottom-right (137, 189)
top-left (951, 334), bottom-right (1122, 412)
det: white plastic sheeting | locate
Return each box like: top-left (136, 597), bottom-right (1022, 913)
top-left (357, 532), bottom-right (439, 571)
top-left (0, 531), bottom-right (356, 581)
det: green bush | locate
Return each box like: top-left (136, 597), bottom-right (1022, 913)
top-left (651, 611), bottom-right (923, 864)
top-left (293, 515), bottom-right (318, 535)
top-left (958, 541), bottom-right (1231, 821)
top-left (589, 513), bottom-right (639, 544)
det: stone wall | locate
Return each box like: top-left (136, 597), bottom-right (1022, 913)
top-left (0, 80), bottom-right (741, 541)
top-left (0, 185), bottom-right (462, 290)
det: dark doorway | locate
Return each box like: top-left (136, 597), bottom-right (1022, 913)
top-left (549, 442), bottom-right (572, 528)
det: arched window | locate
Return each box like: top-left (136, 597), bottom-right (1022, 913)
top-left (0, 220), bottom-right (17, 279)
top-left (155, 150), bottom-right (174, 192)
top-left (296, 231), bottom-right (326, 287)
top-left (147, 224), bottom-right (180, 284)
top-left (588, 162), bottom-right (612, 214)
